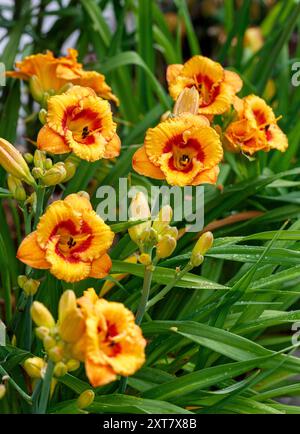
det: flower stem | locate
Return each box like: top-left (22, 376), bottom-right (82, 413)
top-left (35, 359), bottom-right (54, 414)
top-left (119, 264), bottom-right (154, 393)
top-left (146, 262), bottom-right (193, 310)
top-left (33, 185), bottom-right (45, 229)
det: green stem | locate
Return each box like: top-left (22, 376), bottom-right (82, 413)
top-left (119, 264), bottom-right (154, 393)
top-left (135, 265), bottom-right (154, 325)
top-left (23, 295), bottom-right (33, 351)
top-left (146, 262), bottom-right (193, 310)
top-left (35, 359), bottom-right (54, 414)
top-left (33, 186), bottom-right (45, 229)
top-left (0, 365), bottom-right (32, 405)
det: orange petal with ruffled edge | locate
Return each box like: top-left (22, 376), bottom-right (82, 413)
top-left (85, 358), bottom-right (116, 387)
top-left (64, 193), bottom-right (93, 214)
top-left (37, 125), bottom-right (70, 154)
top-left (224, 70), bottom-right (243, 93)
top-left (132, 146), bottom-right (165, 180)
top-left (17, 231), bottom-right (49, 269)
top-left (266, 124), bottom-right (288, 152)
top-left (103, 134), bottom-right (121, 159)
top-left (89, 253), bottom-right (112, 279)
top-left (166, 64), bottom-right (183, 86)
top-left (191, 166), bottom-right (220, 186)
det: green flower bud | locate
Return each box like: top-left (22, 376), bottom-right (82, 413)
top-left (41, 162), bottom-right (66, 186)
top-left (156, 235), bottom-right (177, 259)
top-left (33, 150), bottom-right (46, 169)
top-left (77, 390), bottom-right (95, 410)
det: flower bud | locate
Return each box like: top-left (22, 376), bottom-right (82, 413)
top-left (59, 309), bottom-right (85, 343)
top-left (29, 75), bottom-right (44, 103)
top-left (23, 357), bottom-right (45, 379)
top-left (128, 192), bottom-right (151, 245)
top-left (63, 155), bottom-right (80, 182)
top-left (38, 109), bottom-right (47, 125)
top-left (53, 361), bottom-right (68, 378)
top-left (41, 162), bottom-right (66, 186)
top-left (17, 275), bottom-right (27, 289)
top-left (33, 150), bottom-right (46, 169)
top-left (24, 153), bottom-right (33, 164)
top-left (77, 390), bottom-right (95, 409)
top-left (0, 138), bottom-right (36, 186)
top-left (48, 346), bottom-right (64, 363)
top-left (35, 326), bottom-right (50, 340)
top-left (190, 232), bottom-right (213, 267)
top-left (162, 226), bottom-right (178, 240)
top-left (193, 232), bottom-right (214, 256)
top-left (173, 87), bottom-right (199, 116)
top-left (23, 278), bottom-right (40, 296)
top-left (66, 359), bottom-right (80, 372)
top-left (0, 384), bottom-right (6, 400)
top-left (138, 253), bottom-right (152, 266)
top-left (152, 205), bottom-right (173, 236)
top-left (7, 174), bottom-right (26, 201)
top-left (31, 301), bottom-right (55, 329)
top-left (156, 235), bottom-right (177, 259)
top-left (58, 290), bottom-right (77, 323)
top-left (43, 335), bottom-right (56, 351)
top-left (32, 167), bottom-right (43, 179)
top-left (45, 158), bottom-right (53, 170)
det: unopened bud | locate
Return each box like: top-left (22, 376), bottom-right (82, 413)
top-left (190, 232), bottom-right (213, 267)
top-left (190, 253), bottom-right (204, 267)
top-left (23, 357), bottom-right (45, 379)
top-left (45, 158), bottom-right (53, 170)
top-left (63, 155), bottom-right (80, 182)
top-left (41, 162), bottom-right (66, 186)
top-left (128, 192), bottom-right (151, 245)
top-left (162, 226), bottom-right (178, 240)
top-left (38, 109), bottom-right (47, 125)
top-left (32, 167), bottom-right (43, 179)
top-left (35, 326), bottom-right (50, 340)
top-left (24, 153), bottom-right (33, 164)
top-left (48, 346), bottom-right (64, 363)
top-left (153, 205), bottom-right (173, 236)
top-left (17, 275), bottom-right (27, 289)
top-left (156, 235), bottom-right (176, 259)
top-left (59, 309), bottom-right (85, 343)
top-left (138, 253), bottom-right (152, 266)
top-left (29, 76), bottom-right (44, 103)
top-left (31, 301), bottom-right (55, 328)
top-left (66, 359), bottom-right (80, 372)
top-left (23, 278), bottom-right (40, 296)
top-left (0, 384), bottom-right (6, 400)
top-left (33, 149), bottom-right (46, 169)
top-left (7, 174), bottom-right (26, 201)
top-left (43, 335), bottom-right (56, 351)
top-left (173, 87), bottom-right (199, 116)
top-left (58, 290), bottom-right (77, 323)
top-left (77, 390), bottom-right (95, 409)
top-left (0, 138), bottom-right (36, 186)
top-left (53, 361), bottom-right (67, 378)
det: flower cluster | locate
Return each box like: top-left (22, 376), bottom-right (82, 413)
top-left (31, 289), bottom-right (146, 387)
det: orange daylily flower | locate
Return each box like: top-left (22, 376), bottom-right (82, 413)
top-left (72, 288), bottom-right (146, 387)
top-left (132, 114), bottom-right (223, 186)
top-left (224, 95), bottom-right (288, 155)
top-left (6, 48), bottom-right (119, 105)
top-left (167, 55), bottom-right (242, 116)
top-left (37, 86), bottom-right (121, 162)
top-left (17, 193), bottom-right (114, 283)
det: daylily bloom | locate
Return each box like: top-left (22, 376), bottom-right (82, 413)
top-left (6, 48), bottom-right (118, 105)
top-left (132, 114), bottom-right (223, 186)
top-left (17, 193), bottom-right (114, 282)
top-left (167, 55), bottom-right (242, 116)
top-left (224, 95), bottom-right (288, 155)
top-left (37, 86), bottom-right (121, 162)
top-left (72, 288), bottom-right (146, 387)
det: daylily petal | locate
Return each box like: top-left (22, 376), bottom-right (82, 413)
top-left (37, 125), bottom-right (70, 154)
top-left (132, 146), bottom-right (165, 180)
top-left (85, 358), bottom-right (116, 387)
top-left (89, 254), bottom-right (112, 279)
top-left (103, 134), bottom-right (121, 159)
top-left (17, 231), bottom-right (49, 269)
